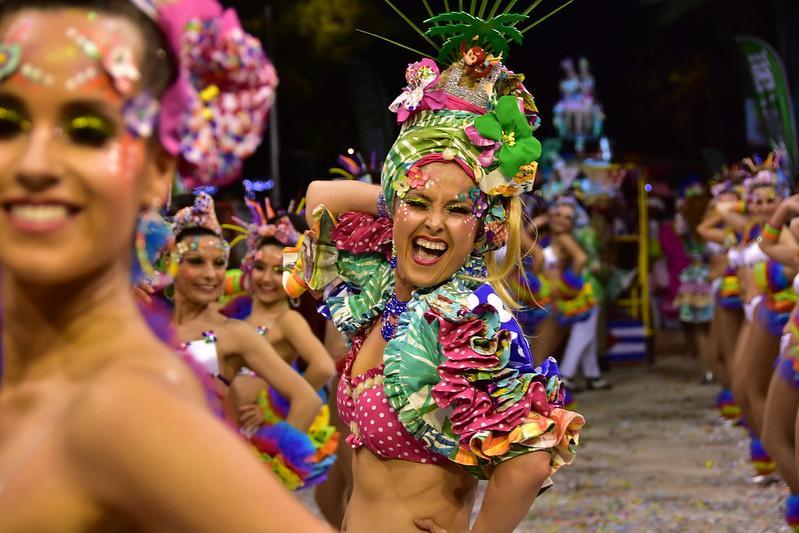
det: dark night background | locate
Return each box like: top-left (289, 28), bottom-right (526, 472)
top-left (220, 0), bottom-right (799, 206)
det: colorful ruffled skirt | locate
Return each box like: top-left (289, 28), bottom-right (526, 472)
top-left (553, 268), bottom-right (595, 325)
top-left (510, 262), bottom-right (553, 333)
top-left (248, 385), bottom-right (339, 490)
top-left (754, 261), bottom-right (797, 336)
top-left (718, 268), bottom-right (743, 310)
top-left (675, 263), bottom-right (712, 323)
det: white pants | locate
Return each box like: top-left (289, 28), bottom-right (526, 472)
top-left (560, 306), bottom-right (601, 379)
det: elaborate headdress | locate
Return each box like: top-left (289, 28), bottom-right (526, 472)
top-left (742, 151), bottom-right (787, 199)
top-left (172, 191), bottom-right (223, 237)
top-left (131, 0), bottom-right (278, 187)
top-left (231, 196), bottom-right (300, 276)
top-left (709, 163), bottom-right (746, 199)
top-left (376, 1), bottom-right (571, 251)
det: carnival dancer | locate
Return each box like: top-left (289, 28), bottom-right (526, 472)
top-left (759, 192), bottom-right (799, 529)
top-left (224, 198), bottom-right (341, 502)
top-left (171, 193), bottom-right (327, 490)
top-left (698, 170), bottom-right (746, 419)
top-left (552, 196), bottom-right (608, 391)
top-left (0, 0), bottom-right (329, 530)
top-left (674, 183), bottom-right (714, 381)
top-left (717, 155), bottom-right (788, 482)
top-left (284, 5), bottom-right (584, 531)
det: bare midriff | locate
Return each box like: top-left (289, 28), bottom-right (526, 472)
top-left (342, 447), bottom-right (478, 533)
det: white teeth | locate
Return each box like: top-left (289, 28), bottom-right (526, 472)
top-left (415, 238), bottom-right (447, 251)
top-left (10, 205), bottom-right (68, 223)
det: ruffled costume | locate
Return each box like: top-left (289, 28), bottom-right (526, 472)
top-left (318, 212), bottom-right (583, 482)
top-left (508, 256), bottom-right (553, 333)
top-left (753, 260), bottom-right (797, 336)
top-left (718, 266), bottom-right (744, 310)
top-left (179, 330), bottom-right (326, 490)
top-left (283, 14), bottom-right (585, 491)
top-left (778, 311), bottom-right (799, 389)
top-left (551, 267), bottom-right (595, 325)
top-left (254, 327), bottom-right (339, 488)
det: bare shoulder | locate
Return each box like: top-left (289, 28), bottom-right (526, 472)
top-left (276, 309), bottom-right (309, 332)
top-left (64, 343), bottom-right (209, 449)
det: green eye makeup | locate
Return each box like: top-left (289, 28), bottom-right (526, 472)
top-left (65, 114), bottom-right (116, 146)
top-left (0, 106), bottom-right (31, 137)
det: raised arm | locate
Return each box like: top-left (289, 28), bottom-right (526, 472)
top-left (305, 180), bottom-right (382, 227)
top-left (280, 310), bottom-right (336, 390)
top-left (760, 195), bottom-right (799, 268)
top-left (229, 321), bottom-right (322, 431)
top-left (67, 366), bottom-right (331, 532)
top-left (697, 207), bottom-right (728, 245)
top-left (715, 200), bottom-right (749, 233)
top-left (556, 233), bottom-right (589, 273)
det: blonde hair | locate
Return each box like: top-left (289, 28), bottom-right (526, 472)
top-left (485, 196), bottom-right (525, 310)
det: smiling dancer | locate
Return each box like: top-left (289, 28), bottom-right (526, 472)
top-left (284, 5), bottom-right (584, 532)
top-left (222, 198), bottom-right (340, 497)
top-left (717, 155), bottom-right (788, 482)
top-left (171, 192), bottom-right (326, 490)
top-left (0, 0), bottom-right (330, 530)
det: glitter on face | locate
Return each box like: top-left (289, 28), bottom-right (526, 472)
top-left (20, 62), bottom-right (53, 86)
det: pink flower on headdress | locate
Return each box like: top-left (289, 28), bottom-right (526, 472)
top-left (389, 58), bottom-right (446, 124)
top-left (406, 166), bottom-right (430, 190)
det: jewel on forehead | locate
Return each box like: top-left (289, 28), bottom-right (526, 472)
top-left (20, 63), bottom-right (53, 86)
top-left (65, 27), bottom-right (100, 61)
top-left (65, 66), bottom-right (99, 91)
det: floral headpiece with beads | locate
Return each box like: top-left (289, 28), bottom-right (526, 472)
top-left (173, 191), bottom-right (222, 236)
top-left (375, 1), bottom-right (571, 251)
top-left (130, 0), bottom-right (278, 188)
top-left (231, 196), bottom-right (301, 276)
top-left (742, 151), bottom-right (787, 199)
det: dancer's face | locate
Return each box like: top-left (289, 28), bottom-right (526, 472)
top-left (748, 185), bottom-right (777, 219)
top-left (174, 235), bottom-right (227, 305)
top-left (393, 162), bottom-right (479, 291)
top-left (551, 203), bottom-right (575, 234)
top-left (250, 244), bottom-right (285, 305)
top-left (0, 10), bottom-right (173, 285)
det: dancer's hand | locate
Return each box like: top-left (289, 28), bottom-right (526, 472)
top-left (238, 403), bottom-right (263, 434)
top-left (133, 281), bottom-right (154, 305)
top-left (414, 518), bottom-right (447, 533)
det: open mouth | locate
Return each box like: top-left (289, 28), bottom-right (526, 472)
top-left (412, 236), bottom-right (448, 266)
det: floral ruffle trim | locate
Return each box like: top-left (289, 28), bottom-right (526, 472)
top-left (383, 282), bottom-right (584, 480)
top-left (320, 212), bottom-right (395, 335)
top-left (719, 269), bottom-right (743, 310)
top-left (247, 388), bottom-right (339, 490)
top-left (330, 211), bottom-right (393, 260)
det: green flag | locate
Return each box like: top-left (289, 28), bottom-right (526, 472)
top-left (736, 36), bottom-right (799, 172)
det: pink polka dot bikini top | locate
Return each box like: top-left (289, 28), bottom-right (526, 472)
top-left (337, 333), bottom-right (446, 465)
